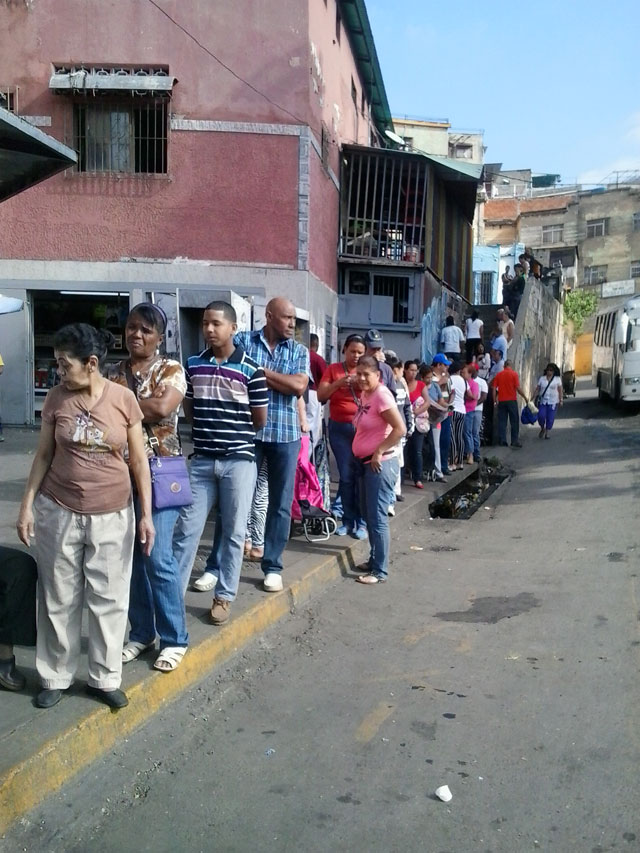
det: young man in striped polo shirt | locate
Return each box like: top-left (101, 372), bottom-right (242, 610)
top-left (173, 301), bottom-right (268, 625)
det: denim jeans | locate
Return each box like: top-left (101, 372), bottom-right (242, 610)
top-left (173, 455), bottom-right (257, 599)
top-left (440, 415), bottom-right (452, 473)
top-left (130, 502), bottom-right (188, 649)
top-left (498, 400), bottom-right (519, 444)
top-left (357, 457), bottom-right (398, 580)
top-left (472, 410), bottom-right (482, 461)
top-left (463, 411), bottom-right (475, 457)
top-left (255, 439), bottom-right (300, 575)
top-left (328, 420), bottom-right (363, 529)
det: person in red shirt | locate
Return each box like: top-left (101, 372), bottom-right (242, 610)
top-left (317, 334), bottom-right (367, 538)
top-left (491, 360), bottom-right (529, 448)
top-left (308, 334), bottom-right (328, 389)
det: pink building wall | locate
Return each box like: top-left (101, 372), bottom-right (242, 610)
top-left (0, 0), bottom-right (378, 291)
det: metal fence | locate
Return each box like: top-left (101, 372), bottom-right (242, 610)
top-left (340, 149), bottom-right (428, 264)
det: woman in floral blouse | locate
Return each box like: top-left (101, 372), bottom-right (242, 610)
top-left (109, 303), bottom-right (189, 673)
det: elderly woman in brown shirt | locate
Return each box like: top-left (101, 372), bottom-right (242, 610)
top-left (17, 323), bottom-right (153, 710)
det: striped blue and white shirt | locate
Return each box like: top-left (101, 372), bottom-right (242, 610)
top-left (185, 346), bottom-right (268, 460)
top-left (235, 329), bottom-right (310, 444)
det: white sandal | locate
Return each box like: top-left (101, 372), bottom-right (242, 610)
top-left (153, 646), bottom-right (187, 673)
top-left (122, 640), bottom-right (155, 664)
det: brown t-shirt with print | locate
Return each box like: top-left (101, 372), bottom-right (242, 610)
top-left (108, 357), bottom-right (186, 457)
top-left (39, 381), bottom-right (143, 513)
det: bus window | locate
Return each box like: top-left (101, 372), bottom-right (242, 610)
top-left (606, 314), bottom-right (613, 347)
top-left (595, 316), bottom-right (602, 346)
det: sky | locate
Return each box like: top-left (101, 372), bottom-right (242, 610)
top-left (366, 0), bottom-right (640, 185)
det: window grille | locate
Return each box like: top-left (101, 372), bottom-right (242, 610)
top-left (479, 271), bottom-right (492, 303)
top-left (373, 274), bottom-right (410, 324)
top-left (69, 99), bottom-right (168, 174)
top-left (0, 86), bottom-right (18, 113)
top-left (325, 314), bottom-right (333, 361)
top-left (340, 149), bottom-right (428, 264)
top-left (633, 212), bottom-right (640, 232)
top-left (630, 261), bottom-right (640, 279)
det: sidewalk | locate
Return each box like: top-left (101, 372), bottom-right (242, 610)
top-left (0, 426), bottom-right (467, 832)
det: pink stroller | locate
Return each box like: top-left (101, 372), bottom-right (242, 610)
top-left (291, 435), bottom-right (337, 542)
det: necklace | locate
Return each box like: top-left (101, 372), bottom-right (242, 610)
top-left (76, 380), bottom-right (106, 415)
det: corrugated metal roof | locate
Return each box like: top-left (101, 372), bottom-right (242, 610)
top-left (340, 0), bottom-right (392, 134)
top-left (0, 106), bottom-right (77, 202)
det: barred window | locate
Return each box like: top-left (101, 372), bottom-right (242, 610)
top-left (583, 265), bottom-right (607, 286)
top-left (73, 99), bottom-right (168, 174)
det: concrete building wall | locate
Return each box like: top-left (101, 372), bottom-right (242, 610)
top-left (578, 187), bottom-right (640, 294)
top-left (392, 119), bottom-right (450, 156)
top-left (511, 278), bottom-right (567, 396)
top-left (0, 130), bottom-right (301, 265)
top-left (309, 0), bottom-right (374, 153)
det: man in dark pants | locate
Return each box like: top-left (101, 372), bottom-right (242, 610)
top-left (491, 360), bottom-right (529, 448)
top-left (0, 545), bottom-right (37, 691)
top-left (235, 299), bottom-right (310, 593)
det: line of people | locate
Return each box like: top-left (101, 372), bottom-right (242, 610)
top-left (2, 304), bottom-right (564, 707)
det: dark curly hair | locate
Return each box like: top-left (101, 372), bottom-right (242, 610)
top-left (54, 323), bottom-right (114, 372)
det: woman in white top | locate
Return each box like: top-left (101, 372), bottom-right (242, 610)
top-left (465, 312), bottom-right (484, 362)
top-left (440, 316), bottom-right (465, 361)
top-left (534, 363), bottom-right (563, 439)
top-left (448, 363), bottom-right (468, 470)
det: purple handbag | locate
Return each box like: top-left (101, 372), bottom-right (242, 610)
top-left (149, 453), bottom-right (193, 510)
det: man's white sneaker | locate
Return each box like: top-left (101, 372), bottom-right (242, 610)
top-left (263, 572), bottom-right (283, 592)
top-left (193, 571), bottom-right (217, 592)
top-left (387, 505), bottom-right (396, 517)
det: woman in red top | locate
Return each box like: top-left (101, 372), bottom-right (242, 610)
top-left (317, 334), bottom-right (366, 538)
top-left (404, 359), bottom-right (429, 489)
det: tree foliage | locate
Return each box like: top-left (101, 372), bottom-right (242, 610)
top-left (563, 289), bottom-right (598, 338)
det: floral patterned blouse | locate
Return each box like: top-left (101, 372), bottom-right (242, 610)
top-left (108, 357), bottom-right (187, 457)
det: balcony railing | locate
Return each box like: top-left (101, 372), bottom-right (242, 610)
top-left (340, 148), bottom-right (428, 265)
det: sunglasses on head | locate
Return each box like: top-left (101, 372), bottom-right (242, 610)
top-left (344, 334), bottom-right (365, 345)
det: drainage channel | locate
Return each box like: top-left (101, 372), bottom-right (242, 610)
top-left (429, 460), bottom-right (510, 520)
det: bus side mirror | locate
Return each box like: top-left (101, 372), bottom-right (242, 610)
top-left (614, 317), bottom-right (628, 346)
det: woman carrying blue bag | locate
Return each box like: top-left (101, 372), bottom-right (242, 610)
top-left (109, 303), bottom-right (190, 673)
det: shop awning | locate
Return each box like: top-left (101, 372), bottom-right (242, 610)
top-left (0, 106), bottom-right (77, 203)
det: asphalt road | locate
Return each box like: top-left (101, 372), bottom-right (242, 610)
top-left (2, 383), bottom-right (640, 853)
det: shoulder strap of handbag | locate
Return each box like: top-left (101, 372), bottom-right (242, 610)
top-left (125, 359), bottom-right (182, 457)
top-left (540, 376), bottom-right (555, 401)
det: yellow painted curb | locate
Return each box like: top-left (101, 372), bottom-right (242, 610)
top-left (0, 548), bottom-right (354, 834)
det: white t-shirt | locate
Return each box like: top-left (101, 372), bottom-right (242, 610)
top-left (537, 375), bottom-right (562, 406)
top-left (465, 318), bottom-right (483, 339)
top-left (450, 374), bottom-right (467, 414)
top-left (475, 376), bottom-right (488, 412)
top-left (441, 325), bottom-right (465, 353)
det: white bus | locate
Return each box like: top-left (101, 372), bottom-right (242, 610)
top-left (592, 294), bottom-right (640, 403)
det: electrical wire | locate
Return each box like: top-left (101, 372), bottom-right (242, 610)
top-left (146, 0), bottom-right (323, 136)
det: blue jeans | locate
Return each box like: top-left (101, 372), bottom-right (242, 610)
top-left (130, 502), bottom-right (188, 649)
top-left (173, 455), bottom-right (257, 599)
top-left (463, 411), bottom-right (475, 457)
top-left (498, 400), bottom-right (519, 444)
top-left (328, 420), bottom-right (363, 529)
top-left (440, 415), bottom-right (452, 473)
top-left (255, 439), bottom-right (300, 576)
top-left (472, 410), bottom-right (482, 461)
top-left (357, 457), bottom-right (398, 580)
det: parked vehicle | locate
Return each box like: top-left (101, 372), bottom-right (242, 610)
top-left (592, 294), bottom-right (640, 404)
